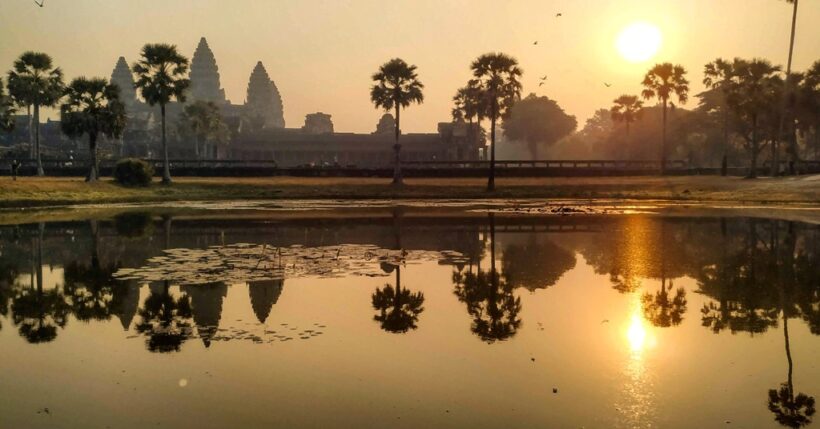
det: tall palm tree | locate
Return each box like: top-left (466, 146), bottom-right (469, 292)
top-left (777, 0), bottom-right (800, 175)
top-left (6, 52), bottom-right (64, 176)
top-left (132, 44), bottom-right (190, 185)
top-left (610, 94), bottom-right (644, 160)
top-left (726, 59), bottom-right (782, 178)
top-left (703, 58), bottom-right (735, 176)
top-left (177, 100), bottom-right (229, 160)
top-left (470, 53), bottom-right (523, 191)
top-left (370, 58), bottom-right (424, 186)
top-left (0, 78), bottom-right (16, 133)
top-left (641, 63), bottom-right (689, 174)
top-left (60, 77), bottom-right (127, 182)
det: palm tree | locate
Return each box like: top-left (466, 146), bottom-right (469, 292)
top-left (641, 63), bottom-right (689, 174)
top-left (610, 95), bottom-right (644, 160)
top-left (725, 59), bottom-right (782, 178)
top-left (470, 53), bottom-right (523, 191)
top-left (6, 52), bottom-right (64, 176)
top-left (703, 58), bottom-right (735, 176)
top-left (132, 44), bottom-right (190, 185)
top-left (370, 58), bottom-right (424, 186)
top-left (135, 280), bottom-right (194, 353)
top-left (177, 100), bottom-right (229, 160)
top-left (777, 0), bottom-right (800, 175)
top-left (0, 78), bottom-right (16, 133)
top-left (60, 77), bottom-right (127, 182)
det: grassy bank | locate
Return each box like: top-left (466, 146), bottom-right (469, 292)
top-left (1, 175), bottom-right (818, 208)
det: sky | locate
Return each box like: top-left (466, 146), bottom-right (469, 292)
top-left (1, 0), bottom-right (819, 133)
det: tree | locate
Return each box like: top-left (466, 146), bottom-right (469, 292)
top-left (777, 0), bottom-right (801, 175)
top-left (177, 100), bottom-right (228, 160)
top-left (795, 61), bottom-right (820, 160)
top-left (0, 78), bottom-right (16, 133)
top-left (470, 53), bottom-right (523, 191)
top-left (6, 52), bottom-right (65, 176)
top-left (641, 63), bottom-right (689, 174)
top-left (725, 59), bottom-right (782, 178)
top-left (502, 93), bottom-right (577, 160)
top-left (132, 44), bottom-right (190, 185)
top-left (370, 58), bottom-right (424, 186)
top-left (610, 95), bottom-right (644, 159)
top-left (135, 281), bottom-right (194, 353)
top-left (60, 77), bottom-right (126, 181)
top-left (703, 58), bottom-right (735, 175)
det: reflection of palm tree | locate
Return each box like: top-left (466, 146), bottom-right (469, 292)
top-left (11, 225), bottom-right (70, 343)
top-left (767, 315), bottom-right (816, 428)
top-left (641, 279), bottom-right (687, 327)
top-left (371, 265), bottom-right (425, 333)
top-left (135, 281), bottom-right (194, 353)
top-left (453, 214), bottom-right (521, 342)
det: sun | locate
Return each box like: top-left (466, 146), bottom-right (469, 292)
top-left (616, 22), bottom-right (662, 63)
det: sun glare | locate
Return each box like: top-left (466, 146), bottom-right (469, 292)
top-left (616, 22), bottom-right (662, 63)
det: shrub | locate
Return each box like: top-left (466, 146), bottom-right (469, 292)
top-left (113, 158), bottom-right (154, 187)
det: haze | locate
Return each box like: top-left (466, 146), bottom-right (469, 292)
top-left (1, 0), bottom-right (818, 132)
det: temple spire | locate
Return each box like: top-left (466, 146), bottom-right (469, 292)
top-left (244, 61), bottom-right (285, 128)
top-left (110, 56), bottom-right (138, 109)
top-left (189, 37), bottom-right (227, 104)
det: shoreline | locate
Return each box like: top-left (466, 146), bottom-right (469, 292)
top-left (1, 175), bottom-right (818, 210)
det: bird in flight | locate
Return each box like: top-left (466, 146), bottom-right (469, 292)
top-left (533, 41), bottom-right (538, 45)
top-left (604, 82), bottom-right (612, 88)
top-left (539, 82), bottom-right (545, 87)
top-left (34, 0), bottom-right (44, 6)
top-left (556, 13), bottom-right (562, 17)
top-left (540, 75), bottom-right (548, 81)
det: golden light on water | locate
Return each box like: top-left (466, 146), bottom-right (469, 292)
top-left (616, 22), bottom-right (662, 63)
top-left (627, 313), bottom-right (648, 352)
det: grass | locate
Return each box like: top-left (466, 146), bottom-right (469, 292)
top-left (0, 175), bottom-right (819, 209)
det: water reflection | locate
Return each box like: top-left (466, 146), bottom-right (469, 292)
top-left (371, 264), bottom-right (425, 333)
top-left (135, 281), bottom-right (194, 353)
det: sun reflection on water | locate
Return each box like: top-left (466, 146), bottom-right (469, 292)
top-left (616, 294), bottom-right (658, 428)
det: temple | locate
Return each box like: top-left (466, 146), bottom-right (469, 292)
top-left (1, 36), bottom-right (484, 164)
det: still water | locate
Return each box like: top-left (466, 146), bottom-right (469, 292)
top-left (0, 208), bottom-right (817, 428)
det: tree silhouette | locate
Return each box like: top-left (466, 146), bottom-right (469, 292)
top-left (371, 265), bottom-right (424, 333)
top-left (6, 51), bottom-right (65, 176)
top-left (641, 63), bottom-right (689, 174)
top-left (453, 214), bottom-right (521, 342)
top-left (60, 77), bottom-right (127, 181)
top-left (470, 53), bottom-right (522, 191)
top-left (502, 237), bottom-right (576, 291)
top-left (641, 278), bottom-right (687, 327)
top-left (703, 58), bottom-right (736, 175)
top-left (134, 281), bottom-right (194, 353)
top-left (132, 44), bottom-right (190, 185)
top-left (502, 93), bottom-right (577, 160)
top-left (177, 100), bottom-right (229, 160)
top-left (725, 59), bottom-right (781, 178)
top-left (777, 0), bottom-right (801, 174)
top-left (610, 94), bottom-right (644, 159)
top-left (370, 58), bottom-right (424, 186)
top-left (767, 317), bottom-right (816, 428)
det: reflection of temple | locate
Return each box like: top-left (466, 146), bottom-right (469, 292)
top-left (248, 280), bottom-right (284, 324)
top-left (182, 282), bottom-right (228, 347)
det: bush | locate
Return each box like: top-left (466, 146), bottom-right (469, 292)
top-left (113, 158), bottom-right (154, 187)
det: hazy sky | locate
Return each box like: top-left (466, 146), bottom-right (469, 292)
top-left (1, 0), bottom-right (819, 133)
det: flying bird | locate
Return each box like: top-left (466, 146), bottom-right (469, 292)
top-left (34, 0), bottom-right (44, 6)
top-left (533, 41), bottom-right (538, 45)
top-left (540, 75), bottom-right (548, 81)
top-left (555, 13), bottom-right (562, 17)
top-left (604, 82), bottom-right (612, 87)
top-left (539, 82), bottom-right (545, 87)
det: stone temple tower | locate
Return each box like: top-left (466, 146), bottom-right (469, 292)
top-left (189, 37), bottom-right (227, 104)
top-left (110, 56), bottom-right (138, 110)
top-left (244, 61), bottom-right (285, 129)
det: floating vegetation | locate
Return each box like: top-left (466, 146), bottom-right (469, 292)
top-left (114, 243), bottom-right (467, 285)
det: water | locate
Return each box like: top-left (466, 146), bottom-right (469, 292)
top-left (0, 208), bottom-right (817, 428)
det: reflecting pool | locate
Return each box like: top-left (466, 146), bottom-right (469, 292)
top-left (0, 208), bottom-right (817, 428)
